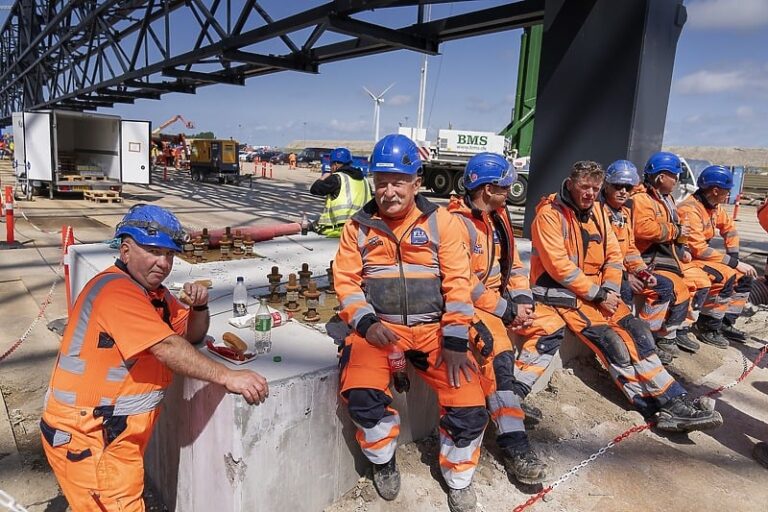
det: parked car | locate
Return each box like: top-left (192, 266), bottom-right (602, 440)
top-left (270, 152), bottom-right (291, 165)
top-left (297, 147), bottom-right (333, 165)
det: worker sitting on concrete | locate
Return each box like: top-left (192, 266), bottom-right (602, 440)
top-left (751, 202), bottom-right (768, 470)
top-left (599, 160), bottom-right (676, 364)
top-left (334, 134), bottom-right (488, 512)
top-left (632, 151), bottom-right (707, 357)
top-left (40, 204), bottom-right (269, 511)
top-left (678, 165), bottom-right (757, 346)
top-left (447, 152), bottom-right (550, 485)
top-left (309, 147), bottom-right (372, 238)
top-left (529, 160), bottom-right (723, 432)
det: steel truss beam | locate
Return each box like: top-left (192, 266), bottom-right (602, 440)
top-left (0, 0), bottom-right (544, 124)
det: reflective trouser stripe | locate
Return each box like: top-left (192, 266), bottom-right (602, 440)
top-left (726, 291), bottom-right (749, 315)
top-left (514, 351), bottom-right (555, 391)
top-left (701, 294), bottom-right (728, 319)
top-left (639, 300), bottom-right (669, 332)
top-left (488, 390), bottom-right (525, 436)
top-left (438, 428), bottom-right (483, 489)
top-left (354, 410), bottom-right (400, 464)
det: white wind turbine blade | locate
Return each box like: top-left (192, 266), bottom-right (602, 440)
top-left (378, 82), bottom-right (395, 98)
top-left (362, 86), bottom-right (377, 100)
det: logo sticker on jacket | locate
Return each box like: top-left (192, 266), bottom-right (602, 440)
top-left (473, 243), bottom-right (483, 254)
top-left (367, 235), bottom-right (384, 248)
top-left (492, 230), bottom-right (500, 243)
top-left (410, 227), bottom-right (429, 245)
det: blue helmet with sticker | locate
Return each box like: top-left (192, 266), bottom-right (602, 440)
top-left (463, 152), bottom-right (516, 191)
top-left (369, 134), bottom-right (422, 175)
top-left (330, 147), bottom-right (352, 165)
top-left (114, 204), bottom-right (187, 252)
top-left (605, 159), bottom-right (640, 186)
top-left (697, 165), bottom-right (733, 190)
top-left (644, 151), bottom-right (682, 176)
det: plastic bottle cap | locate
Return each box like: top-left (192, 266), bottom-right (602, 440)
top-left (273, 356), bottom-right (282, 362)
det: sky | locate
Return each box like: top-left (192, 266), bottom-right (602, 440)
top-left (1, 0), bottom-right (766, 148)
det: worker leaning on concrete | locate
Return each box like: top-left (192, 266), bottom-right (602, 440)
top-left (751, 203), bottom-right (768, 471)
top-left (309, 147), bottom-right (372, 237)
top-left (632, 151), bottom-right (707, 357)
top-left (677, 165), bottom-right (757, 347)
top-left (447, 152), bottom-right (550, 485)
top-left (334, 134), bottom-right (487, 512)
top-left (530, 160), bottom-right (723, 432)
top-left (599, 160), bottom-right (676, 365)
top-left (40, 205), bottom-right (269, 511)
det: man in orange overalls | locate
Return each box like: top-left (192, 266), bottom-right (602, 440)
top-left (335, 134), bottom-right (487, 512)
top-left (41, 205), bottom-right (269, 511)
top-left (448, 152), bottom-right (552, 485)
top-left (678, 165), bottom-right (757, 345)
top-left (530, 160), bottom-right (723, 432)
top-left (752, 199), bottom-right (768, 469)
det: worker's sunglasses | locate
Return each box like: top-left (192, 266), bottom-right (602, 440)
top-left (609, 184), bottom-right (633, 192)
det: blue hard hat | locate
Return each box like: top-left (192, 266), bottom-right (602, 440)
top-left (330, 147), bottom-right (352, 165)
top-left (644, 151), bottom-right (682, 176)
top-left (463, 152), bottom-right (516, 191)
top-left (605, 159), bottom-right (640, 186)
top-left (114, 204), bottom-right (186, 252)
top-left (369, 134), bottom-right (422, 175)
top-left (697, 165), bottom-right (733, 190)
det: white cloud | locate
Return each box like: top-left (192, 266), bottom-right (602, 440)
top-left (736, 105), bottom-right (755, 118)
top-left (674, 66), bottom-right (768, 94)
top-left (687, 0), bottom-right (768, 29)
top-left (328, 119), bottom-right (369, 134)
top-left (387, 94), bottom-right (412, 107)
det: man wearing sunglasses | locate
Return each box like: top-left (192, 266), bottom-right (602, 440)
top-left (599, 160), bottom-right (676, 364)
top-left (632, 152), bottom-right (711, 356)
top-left (40, 204), bottom-right (269, 511)
top-left (678, 165), bottom-right (757, 346)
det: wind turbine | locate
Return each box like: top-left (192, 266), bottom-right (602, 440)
top-left (363, 83), bottom-right (394, 142)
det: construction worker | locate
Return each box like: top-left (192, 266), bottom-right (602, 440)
top-left (334, 134), bottom-right (487, 512)
top-left (752, 202), bottom-right (768, 470)
top-left (309, 147), bottom-right (372, 238)
top-left (288, 151), bottom-right (297, 169)
top-left (447, 152), bottom-right (549, 485)
top-left (599, 160), bottom-right (676, 364)
top-left (632, 151), bottom-right (705, 356)
top-left (678, 165), bottom-right (757, 346)
top-left (40, 205), bottom-right (269, 511)
top-left (530, 160), bottom-right (723, 432)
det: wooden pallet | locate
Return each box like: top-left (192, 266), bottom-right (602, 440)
top-left (61, 175), bottom-right (107, 181)
top-left (83, 190), bottom-right (122, 203)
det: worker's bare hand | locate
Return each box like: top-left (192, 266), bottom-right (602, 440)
top-left (628, 273), bottom-right (645, 294)
top-left (435, 349), bottom-right (477, 388)
top-left (599, 290), bottom-right (620, 315)
top-left (224, 369), bottom-right (269, 405)
top-left (365, 322), bottom-right (399, 348)
top-left (183, 282), bottom-right (209, 307)
top-left (737, 261), bottom-right (758, 278)
top-left (319, 172), bottom-right (331, 180)
top-left (510, 304), bottom-right (536, 330)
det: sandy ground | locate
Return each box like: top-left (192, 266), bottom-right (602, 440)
top-left (2, 160), bottom-right (768, 512)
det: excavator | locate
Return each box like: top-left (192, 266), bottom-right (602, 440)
top-left (152, 115), bottom-right (195, 169)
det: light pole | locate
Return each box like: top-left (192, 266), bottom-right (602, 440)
top-left (303, 121), bottom-right (307, 147)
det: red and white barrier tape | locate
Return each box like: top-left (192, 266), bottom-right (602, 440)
top-left (512, 338), bottom-right (768, 512)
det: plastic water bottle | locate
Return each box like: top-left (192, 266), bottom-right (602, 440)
top-left (254, 298), bottom-right (273, 354)
top-left (233, 276), bottom-right (248, 317)
top-left (387, 345), bottom-right (410, 393)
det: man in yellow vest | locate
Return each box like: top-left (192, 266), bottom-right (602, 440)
top-left (309, 147), bottom-right (372, 237)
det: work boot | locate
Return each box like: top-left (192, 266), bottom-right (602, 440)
top-left (522, 402), bottom-right (543, 428)
top-left (447, 484), bottom-right (477, 512)
top-left (655, 346), bottom-right (674, 365)
top-left (371, 455), bottom-right (400, 501)
top-left (504, 448), bottom-right (548, 485)
top-left (753, 442), bottom-right (768, 470)
top-left (691, 325), bottom-right (730, 349)
top-left (674, 329), bottom-right (700, 353)
top-left (655, 336), bottom-right (679, 355)
top-left (720, 323), bottom-right (748, 343)
top-left (656, 395), bottom-right (723, 432)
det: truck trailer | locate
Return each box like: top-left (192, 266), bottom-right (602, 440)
top-left (11, 110), bottom-right (151, 199)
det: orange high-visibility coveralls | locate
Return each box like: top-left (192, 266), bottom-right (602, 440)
top-left (334, 195), bottom-right (487, 490)
top-left (632, 186), bottom-right (710, 338)
top-left (530, 189), bottom-right (686, 416)
top-left (288, 152), bottom-right (297, 169)
top-left (41, 265), bottom-right (189, 511)
top-left (678, 192), bottom-right (751, 330)
top-left (447, 196), bottom-right (564, 453)
top-left (600, 197), bottom-right (675, 331)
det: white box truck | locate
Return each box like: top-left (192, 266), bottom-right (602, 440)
top-left (12, 110), bottom-right (151, 198)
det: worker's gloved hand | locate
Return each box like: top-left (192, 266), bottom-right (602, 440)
top-left (471, 320), bottom-right (494, 358)
top-left (405, 349), bottom-right (429, 371)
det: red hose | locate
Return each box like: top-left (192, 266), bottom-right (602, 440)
top-left (189, 223), bottom-right (300, 247)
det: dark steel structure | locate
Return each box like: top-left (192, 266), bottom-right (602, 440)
top-left (0, 0), bottom-right (545, 126)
